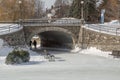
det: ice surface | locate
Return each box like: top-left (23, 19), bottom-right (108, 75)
top-left (0, 45), bottom-right (120, 80)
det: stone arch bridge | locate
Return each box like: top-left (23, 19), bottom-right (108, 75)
top-left (0, 18), bottom-right (80, 49)
top-left (0, 18), bottom-right (120, 51)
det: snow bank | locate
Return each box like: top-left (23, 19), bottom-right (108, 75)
top-left (71, 46), bottom-right (81, 53)
top-left (80, 47), bottom-right (112, 58)
top-left (71, 46), bottom-right (113, 59)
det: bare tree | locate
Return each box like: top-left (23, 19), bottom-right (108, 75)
top-left (34, 0), bottom-right (44, 18)
top-left (0, 0), bottom-right (36, 21)
top-left (54, 0), bottom-right (71, 18)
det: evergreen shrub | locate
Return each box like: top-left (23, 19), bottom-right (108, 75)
top-left (5, 50), bottom-right (30, 65)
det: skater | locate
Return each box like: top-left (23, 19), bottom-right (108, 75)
top-left (33, 40), bottom-right (37, 49)
top-left (29, 40), bottom-right (32, 49)
top-left (44, 50), bottom-right (50, 59)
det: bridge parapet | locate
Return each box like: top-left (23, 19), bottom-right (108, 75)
top-left (23, 18), bottom-right (81, 27)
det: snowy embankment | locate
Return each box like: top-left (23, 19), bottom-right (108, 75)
top-left (0, 24), bottom-right (22, 35)
top-left (80, 47), bottom-right (112, 58)
top-left (71, 47), bottom-right (112, 59)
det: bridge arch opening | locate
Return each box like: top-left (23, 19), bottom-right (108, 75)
top-left (38, 31), bottom-right (74, 49)
top-left (28, 27), bottom-right (75, 50)
top-left (30, 31), bottom-right (75, 50)
top-left (31, 35), bottom-right (41, 48)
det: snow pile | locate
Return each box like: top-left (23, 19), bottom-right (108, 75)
top-left (96, 0), bottom-right (103, 7)
top-left (80, 47), bottom-right (112, 58)
top-left (71, 46), bottom-right (81, 53)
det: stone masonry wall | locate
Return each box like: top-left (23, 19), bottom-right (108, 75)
top-left (0, 29), bottom-right (25, 46)
top-left (82, 28), bottom-right (120, 51)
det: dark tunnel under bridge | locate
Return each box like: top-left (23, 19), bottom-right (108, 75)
top-left (31, 31), bottom-right (75, 50)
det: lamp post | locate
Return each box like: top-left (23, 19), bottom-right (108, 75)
top-left (81, 1), bottom-right (84, 22)
top-left (78, 0), bottom-right (84, 49)
top-left (18, 0), bottom-right (26, 46)
top-left (18, 0), bottom-right (22, 25)
top-left (81, 0), bottom-right (84, 49)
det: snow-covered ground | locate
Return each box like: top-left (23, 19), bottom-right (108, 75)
top-left (0, 40), bottom-right (120, 80)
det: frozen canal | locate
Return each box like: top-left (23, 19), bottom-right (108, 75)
top-left (0, 46), bottom-right (120, 80)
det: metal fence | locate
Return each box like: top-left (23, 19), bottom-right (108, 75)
top-left (86, 24), bottom-right (120, 36)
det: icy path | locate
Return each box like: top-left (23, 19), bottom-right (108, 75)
top-left (0, 47), bottom-right (120, 80)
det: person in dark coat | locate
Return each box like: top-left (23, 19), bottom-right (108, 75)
top-left (33, 40), bottom-right (37, 49)
top-left (29, 40), bottom-right (32, 49)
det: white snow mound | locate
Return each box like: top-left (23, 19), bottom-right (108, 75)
top-left (80, 47), bottom-right (112, 58)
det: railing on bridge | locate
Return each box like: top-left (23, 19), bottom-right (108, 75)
top-left (22, 18), bottom-right (81, 26)
top-left (86, 24), bottom-right (120, 36)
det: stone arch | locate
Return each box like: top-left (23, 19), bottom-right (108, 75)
top-left (27, 27), bottom-right (76, 49)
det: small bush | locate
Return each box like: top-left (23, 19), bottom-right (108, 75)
top-left (5, 50), bottom-right (30, 65)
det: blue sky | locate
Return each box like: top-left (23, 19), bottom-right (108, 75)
top-left (41, 0), bottom-right (56, 9)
